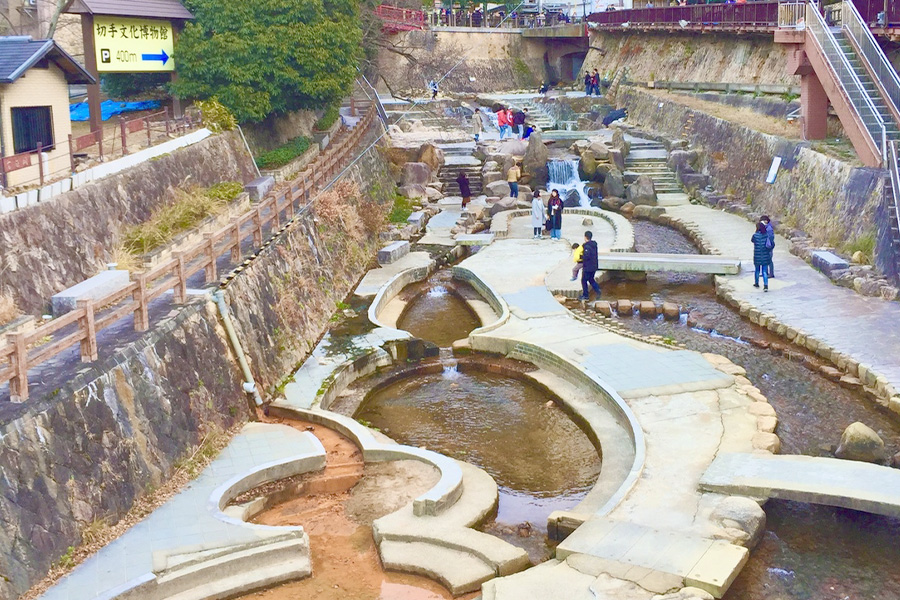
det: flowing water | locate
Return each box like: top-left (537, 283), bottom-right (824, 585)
top-left (547, 159), bottom-right (591, 207)
top-left (395, 272), bottom-right (481, 348)
top-left (598, 220), bottom-right (900, 599)
top-left (356, 368), bottom-right (602, 562)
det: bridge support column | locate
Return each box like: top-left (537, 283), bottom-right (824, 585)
top-left (801, 71), bottom-right (829, 140)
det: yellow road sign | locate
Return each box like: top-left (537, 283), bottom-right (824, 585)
top-left (93, 16), bottom-right (175, 73)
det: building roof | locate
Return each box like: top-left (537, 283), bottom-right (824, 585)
top-left (0, 37), bottom-right (96, 84)
top-left (63, 0), bottom-right (194, 20)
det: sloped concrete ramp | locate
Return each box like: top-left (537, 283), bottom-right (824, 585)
top-left (700, 453), bottom-right (900, 517)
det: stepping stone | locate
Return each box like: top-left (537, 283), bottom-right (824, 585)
top-left (377, 241), bottom-right (410, 265)
top-left (456, 233), bottom-right (495, 246)
top-left (811, 250), bottom-right (850, 275)
top-left (379, 540), bottom-right (495, 595)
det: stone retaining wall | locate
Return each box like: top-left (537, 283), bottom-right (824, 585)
top-left (0, 131), bottom-right (258, 315)
top-left (618, 87), bottom-right (891, 276)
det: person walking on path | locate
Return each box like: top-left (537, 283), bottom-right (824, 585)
top-left (761, 214), bottom-right (775, 278)
top-left (584, 71), bottom-right (592, 95)
top-left (751, 221), bottom-right (771, 292)
top-left (472, 112), bottom-right (482, 142)
top-left (428, 80), bottom-right (439, 100)
top-left (570, 242), bottom-right (584, 280)
top-left (507, 163), bottom-right (521, 198)
top-left (579, 231), bottom-right (602, 300)
top-left (531, 190), bottom-right (544, 238)
top-left (457, 171), bottom-right (472, 208)
top-left (547, 189), bottom-right (564, 239)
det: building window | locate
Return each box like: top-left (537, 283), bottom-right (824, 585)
top-left (11, 106), bottom-right (54, 154)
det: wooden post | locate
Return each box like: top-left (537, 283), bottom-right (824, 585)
top-left (174, 252), bottom-right (187, 304)
top-left (68, 133), bottom-right (76, 174)
top-left (253, 205), bottom-right (264, 246)
top-left (80, 13), bottom-right (102, 134)
top-left (97, 130), bottom-right (103, 160)
top-left (165, 107), bottom-right (171, 137)
top-left (37, 143), bottom-right (44, 185)
top-left (230, 218), bottom-right (242, 263)
top-left (77, 299), bottom-right (98, 362)
top-left (203, 233), bottom-right (217, 283)
top-left (271, 197), bottom-right (281, 230)
top-left (132, 273), bottom-right (149, 331)
top-left (146, 117), bottom-right (152, 147)
top-left (8, 332), bottom-right (28, 402)
top-left (120, 119), bottom-right (128, 155)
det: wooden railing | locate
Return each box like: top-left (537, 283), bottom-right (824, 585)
top-left (0, 105), bottom-right (377, 402)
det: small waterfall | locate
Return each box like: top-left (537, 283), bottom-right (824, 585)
top-left (439, 347), bottom-right (459, 378)
top-left (548, 159), bottom-right (591, 208)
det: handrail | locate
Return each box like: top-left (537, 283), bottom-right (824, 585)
top-left (842, 0), bottom-right (900, 124)
top-left (890, 142), bottom-right (900, 257)
top-left (0, 105), bottom-right (378, 402)
top-left (806, 2), bottom-right (887, 163)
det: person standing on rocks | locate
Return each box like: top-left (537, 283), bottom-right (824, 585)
top-left (584, 71), bottom-right (592, 95)
top-left (761, 214), bottom-right (775, 278)
top-left (547, 189), bottom-right (564, 239)
top-left (472, 111), bottom-right (482, 142)
top-left (457, 170), bottom-right (471, 208)
top-left (531, 190), bottom-right (544, 239)
top-left (513, 109), bottom-right (527, 139)
top-left (591, 69), bottom-right (601, 96)
top-left (579, 231), bottom-right (602, 300)
top-left (507, 162), bottom-right (521, 198)
top-left (497, 107), bottom-right (510, 139)
top-left (751, 221), bottom-right (771, 292)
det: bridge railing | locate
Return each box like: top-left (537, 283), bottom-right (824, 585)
top-left (847, 0), bottom-right (900, 27)
top-left (587, 2), bottom-right (779, 29)
top-left (842, 0), bottom-right (900, 123)
top-left (375, 4), bottom-right (426, 30)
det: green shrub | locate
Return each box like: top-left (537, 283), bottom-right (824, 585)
top-left (389, 194), bottom-right (414, 224)
top-left (206, 181), bottom-right (244, 202)
top-left (315, 104), bottom-right (341, 131)
top-left (255, 137), bottom-right (312, 170)
top-left (196, 98), bottom-right (237, 134)
top-left (842, 232), bottom-right (876, 264)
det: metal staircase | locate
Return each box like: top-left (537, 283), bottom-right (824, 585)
top-left (887, 142), bottom-right (900, 284)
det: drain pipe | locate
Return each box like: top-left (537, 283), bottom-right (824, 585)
top-left (213, 290), bottom-right (264, 406)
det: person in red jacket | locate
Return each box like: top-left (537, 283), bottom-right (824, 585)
top-left (497, 107), bottom-right (510, 139)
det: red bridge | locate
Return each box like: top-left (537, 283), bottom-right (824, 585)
top-left (375, 4), bottom-right (426, 32)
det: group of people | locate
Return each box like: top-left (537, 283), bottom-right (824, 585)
top-left (750, 215), bottom-right (775, 291)
top-left (496, 107), bottom-right (531, 140)
top-left (583, 69), bottom-right (603, 96)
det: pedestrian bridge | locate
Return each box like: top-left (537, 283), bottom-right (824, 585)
top-left (700, 453), bottom-right (900, 518)
top-left (598, 252), bottom-right (741, 275)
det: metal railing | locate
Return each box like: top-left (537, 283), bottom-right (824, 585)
top-left (586, 1), bottom-right (780, 29)
top-left (842, 0), bottom-right (900, 123)
top-left (777, 1), bottom-right (806, 28)
top-left (890, 141), bottom-right (900, 250)
top-left (375, 4), bottom-right (426, 30)
top-left (807, 1), bottom-right (887, 163)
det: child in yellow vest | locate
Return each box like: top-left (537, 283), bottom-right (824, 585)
top-left (570, 243), bottom-right (583, 281)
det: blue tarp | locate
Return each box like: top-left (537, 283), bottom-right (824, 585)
top-left (69, 100), bottom-right (161, 122)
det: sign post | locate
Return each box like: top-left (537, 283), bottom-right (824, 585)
top-left (80, 13), bottom-right (102, 134)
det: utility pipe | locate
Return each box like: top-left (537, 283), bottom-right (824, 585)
top-left (213, 290), bottom-right (263, 406)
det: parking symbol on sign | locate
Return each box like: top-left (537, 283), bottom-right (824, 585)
top-left (100, 49), bottom-right (111, 63)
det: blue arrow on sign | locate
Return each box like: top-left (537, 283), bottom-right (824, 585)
top-left (141, 49), bottom-right (170, 65)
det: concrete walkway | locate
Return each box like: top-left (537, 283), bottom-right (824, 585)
top-left (39, 424), bottom-right (323, 600)
top-left (701, 452), bottom-right (900, 518)
top-left (460, 237), bottom-right (769, 598)
top-left (665, 204), bottom-right (900, 406)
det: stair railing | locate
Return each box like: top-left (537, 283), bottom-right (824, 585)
top-left (841, 0), bottom-right (900, 124)
top-left (890, 141), bottom-right (900, 263)
top-left (807, 1), bottom-right (887, 163)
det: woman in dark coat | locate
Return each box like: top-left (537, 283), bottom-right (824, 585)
top-left (547, 189), bottom-right (564, 239)
top-left (456, 171), bottom-right (471, 208)
top-left (751, 221), bottom-right (771, 291)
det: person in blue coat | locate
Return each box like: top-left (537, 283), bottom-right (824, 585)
top-left (579, 231), bottom-right (603, 300)
top-left (761, 215), bottom-right (775, 278)
top-left (751, 221), bottom-right (771, 291)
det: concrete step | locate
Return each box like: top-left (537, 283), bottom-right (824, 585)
top-left (556, 518), bottom-right (748, 598)
top-left (158, 535), bottom-right (310, 600)
top-left (380, 540), bottom-right (496, 595)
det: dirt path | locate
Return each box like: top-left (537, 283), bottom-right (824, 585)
top-left (238, 416), bottom-right (475, 600)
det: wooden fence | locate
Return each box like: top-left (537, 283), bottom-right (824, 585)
top-left (0, 105), bottom-right (377, 402)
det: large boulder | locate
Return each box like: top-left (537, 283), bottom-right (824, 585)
top-left (609, 148), bottom-right (625, 171)
top-left (836, 422), bottom-right (886, 463)
top-left (579, 150), bottom-right (598, 179)
top-left (401, 162), bottom-right (433, 186)
top-left (598, 196), bottom-right (626, 211)
top-left (610, 127), bottom-right (630, 155)
top-left (482, 160), bottom-right (499, 174)
top-left (482, 171), bottom-right (503, 185)
top-left (418, 143), bottom-right (445, 172)
top-left (485, 180), bottom-right (511, 197)
top-left (497, 138), bottom-right (528, 156)
top-left (489, 196), bottom-right (518, 216)
top-left (603, 169), bottom-right (626, 197)
top-left (625, 175), bottom-right (657, 206)
top-left (398, 184), bottom-right (427, 199)
top-left (710, 496), bottom-right (766, 549)
top-left (562, 189), bottom-right (581, 207)
top-left (680, 172), bottom-right (710, 190)
top-left (522, 132), bottom-right (549, 186)
top-left (588, 139), bottom-right (611, 161)
top-left (383, 145), bottom-right (419, 166)
top-left (668, 149), bottom-right (698, 173)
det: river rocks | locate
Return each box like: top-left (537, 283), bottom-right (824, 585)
top-left (417, 143), bottom-right (445, 172)
top-left (752, 432), bottom-right (781, 453)
top-left (562, 190), bottom-right (581, 207)
top-left (579, 151), bottom-right (598, 179)
top-left (485, 180), bottom-right (511, 197)
top-left (639, 301), bottom-right (657, 317)
top-left (662, 302), bottom-right (679, 320)
top-left (488, 196), bottom-right (518, 216)
top-left (609, 148), bottom-right (625, 171)
top-left (680, 172), bottom-right (710, 190)
top-left (835, 422), bottom-right (885, 463)
top-left (617, 299), bottom-right (633, 314)
top-left (593, 300), bottom-right (612, 316)
top-left (603, 169), bottom-right (626, 198)
top-left (598, 196), bottom-right (626, 211)
top-left (710, 496), bottom-right (766, 549)
top-left (667, 149), bottom-right (698, 173)
top-left (610, 127), bottom-right (629, 154)
top-left (589, 140), bottom-right (611, 160)
top-left (522, 132), bottom-right (549, 186)
top-left (400, 162), bottom-right (433, 186)
top-left (625, 175), bottom-right (658, 206)
top-left (482, 171), bottom-right (503, 185)
top-left (620, 201), bottom-right (635, 215)
top-left (398, 184), bottom-right (427, 199)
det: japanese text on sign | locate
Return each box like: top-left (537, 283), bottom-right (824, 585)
top-left (93, 16), bottom-right (175, 73)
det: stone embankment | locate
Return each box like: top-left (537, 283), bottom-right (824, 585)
top-left (0, 120), bottom-right (395, 600)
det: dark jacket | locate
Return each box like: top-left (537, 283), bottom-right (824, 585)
top-left (584, 74), bottom-right (592, 86)
top-left (582, 240), bottom-right (599, 272)
top-left (751, 232), bottom-right (772, 266)
top-left (456, 172), bottom-right (471, 197)
top-left (765, 222), bottom-right (775, 249)
top-left (513, 111), bottom-right (526, 126)
top-left (547, 196), bottom-right (563, 229)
